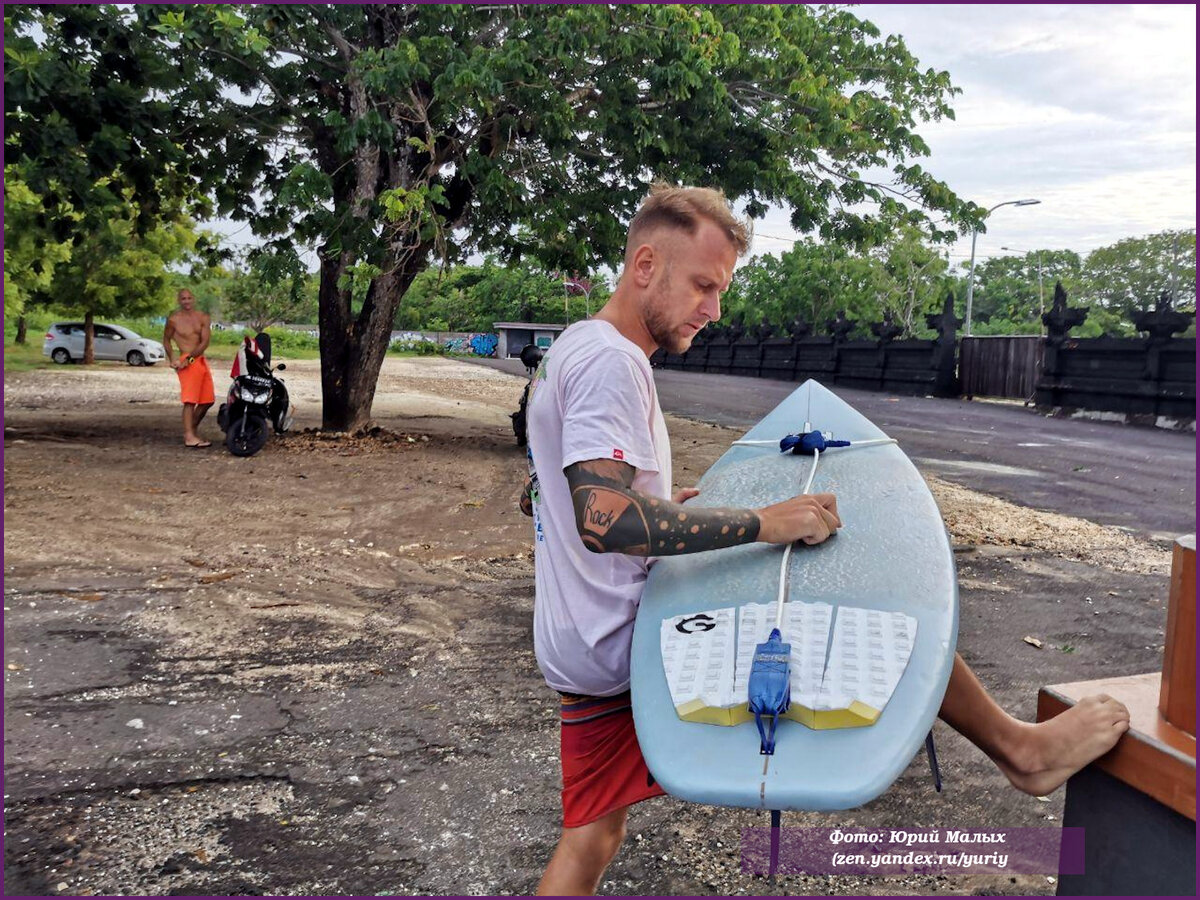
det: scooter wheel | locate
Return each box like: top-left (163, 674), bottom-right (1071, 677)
top-left (226, 414), bottom-right (269, 457)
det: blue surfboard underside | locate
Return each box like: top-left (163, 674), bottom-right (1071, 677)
top-left (630, 380), bottom-right (958, 811)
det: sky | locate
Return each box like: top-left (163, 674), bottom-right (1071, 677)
top-left (752, 3), bottom-right (1197, 269)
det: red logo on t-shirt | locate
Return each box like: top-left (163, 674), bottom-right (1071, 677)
top-left (613, 448), bottom-right (625, 460)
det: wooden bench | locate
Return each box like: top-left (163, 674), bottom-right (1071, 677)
top-left (1037, 534), bottom-right (1195, 895)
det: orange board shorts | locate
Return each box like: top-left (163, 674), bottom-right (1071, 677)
top-left (559, 690), bottom-right (666, 828)
top-left (176, 356), bottom-right (215, 405)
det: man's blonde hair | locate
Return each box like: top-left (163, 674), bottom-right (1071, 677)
top-left (625, 182), bottom-right (752, 264)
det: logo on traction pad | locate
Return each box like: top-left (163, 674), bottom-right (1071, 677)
top-left (613, 448), bottom-right (625, 460)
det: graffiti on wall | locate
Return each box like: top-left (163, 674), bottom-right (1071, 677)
top-left (442, 333), bottom-right (499, 357)
top-left (470, 333), bottom-right (499, 356)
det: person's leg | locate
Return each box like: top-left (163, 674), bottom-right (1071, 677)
top-left (537, 807), bottom-right (628, 896)
top-left (193, 401), bottom-right (213, 428)
top-left (181, 403), bottom-right (198, 443)
top-left (938, 653), bottom-right (1130, 796)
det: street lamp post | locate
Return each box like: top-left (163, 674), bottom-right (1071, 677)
top-left (562, 274), bottom-right (594, 320)
top-left (964, 198), bottom-right (1041, 336)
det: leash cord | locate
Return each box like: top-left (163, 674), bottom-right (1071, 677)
top-left (774, 448), bottom-right (819, 629)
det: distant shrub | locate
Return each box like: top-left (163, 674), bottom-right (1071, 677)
top-left (389, 338), bottom-right (444, 356)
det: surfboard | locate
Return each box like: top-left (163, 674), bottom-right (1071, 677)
top-left (630, 379), bottom-right (958, 811)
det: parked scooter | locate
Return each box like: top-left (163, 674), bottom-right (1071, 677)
top-left (217, 333), bottom-right (294, 457)
top-left (510, 343), bottom-right (544, 447)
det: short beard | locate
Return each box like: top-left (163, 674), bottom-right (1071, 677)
top-left (643, 267), bottom-right (693, 355)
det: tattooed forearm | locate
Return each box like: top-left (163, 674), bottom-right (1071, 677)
top-left (520, 478), bottom-right (534, 517)
top-left (565, 460), bottom-right (760, 556)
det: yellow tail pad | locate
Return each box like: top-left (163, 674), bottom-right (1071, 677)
top-left (661, 603), bottom-right (915, 730)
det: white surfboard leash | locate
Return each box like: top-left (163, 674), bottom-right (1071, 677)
top-left (732, 422), bottom-right (896, 629)
top-left (774, 444), bottom-right (819, 628)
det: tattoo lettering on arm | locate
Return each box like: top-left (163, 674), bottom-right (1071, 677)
top-left (565, 459), bottom-right (760, 557)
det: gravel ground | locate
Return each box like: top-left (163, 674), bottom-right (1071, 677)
top-left (3, 357), bottom-right (1173, 896)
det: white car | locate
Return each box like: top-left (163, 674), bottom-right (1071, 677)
top-left (42, 322), bottom-right (167, 366)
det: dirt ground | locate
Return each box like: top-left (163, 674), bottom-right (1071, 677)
top-left (3, 357), bottom-right (1174, 896)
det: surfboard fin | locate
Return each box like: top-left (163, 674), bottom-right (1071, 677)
top-left (925, 730), bottom-right (943, 792)
top-left (748, 627), bottom-right (791, 754)
top-left (768, 808), bottom-right (782, 881)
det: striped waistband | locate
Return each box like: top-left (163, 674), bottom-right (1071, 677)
top-left (559, 689), bottom-right (632, 725)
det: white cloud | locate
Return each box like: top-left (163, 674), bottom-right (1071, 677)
top-left (749, 4), bottom-right (1196, 262)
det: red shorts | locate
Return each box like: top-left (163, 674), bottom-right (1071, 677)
top-left (176, 356), bottom-right (215, 405)
top-left (559, 690), bottom-right (666, 828)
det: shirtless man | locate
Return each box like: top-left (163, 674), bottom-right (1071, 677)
top-left (163, 289), bottom-right (215, 448)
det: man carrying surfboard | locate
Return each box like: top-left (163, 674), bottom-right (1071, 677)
top-left (522, 183), bottom-right (1129, 896)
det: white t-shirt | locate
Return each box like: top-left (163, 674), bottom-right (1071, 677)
top-left (526, 319), bottom-right (673, 696)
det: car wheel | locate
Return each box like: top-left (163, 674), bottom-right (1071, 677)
top-left (51, 348), bottom-right (71, 364)
top-left (226, 414), bottom-right (269, 457)
top-left (127, 350), bottom-right (146, 367)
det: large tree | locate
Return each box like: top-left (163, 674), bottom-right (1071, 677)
top-left (5, 6), bottom-right (219, 352)
top-left (1077, 229), bottom-right (1196, 323)
top-left (65, 4), bottom-right (977, 428)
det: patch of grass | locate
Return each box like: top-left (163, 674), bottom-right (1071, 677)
top-left (3, 340), bottom-right (54, 373)
top-left (270, 347), bottom-right (321, 361)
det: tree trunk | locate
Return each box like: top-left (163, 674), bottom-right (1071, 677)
top-left (317, 247), bottom-right (425, 431)
top-left (15, 315), bottom-right (27, 345)
top-left (83, 311), bottom-right (95, 364)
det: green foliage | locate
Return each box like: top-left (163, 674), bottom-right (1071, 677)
top-left (166, 267), bottom-right (235, 319)
top-left (5, 6), bottom-right (213, 238)
top-left (966, 249), bottom-right (1083, 332)
top-left (873, 225), bottom-right (952, 337)
top-left (398, 259), bottom-right (606, 332)
top-left (705, 227), bottom-right (1195, 340)
top-left (723, 226), bottom-right (952, 339)
top-left (3, 166), bottom-right (74, 318)
top-left (723, 243), bottom-right (884, 337)
top-left (1076, 229), bottom-right (1196, 324)
top-left (48, 201), bottom-right (200, 328)
top-left (151, 1), bottom-right (979, 267)
top-left (388, 338), bottom-right (445, 357)
top-left (6, 7), bottom-right (228, 339)
top-left (4, 307), bottom-right (58, 343)
top-left (206, 325), bottom-right (321, 360)
top-left (10, 4), bottom-right (1009, 424)
top-left (225, 248), bottom-right (310, 331)
top-left (964, 231), bottom-right (1194, 337)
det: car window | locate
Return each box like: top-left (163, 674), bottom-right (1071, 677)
top-left (94, 325), bottom-right (118, 339)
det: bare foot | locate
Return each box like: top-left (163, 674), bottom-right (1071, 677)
top-left (184, 439), bottom-right (212, 448)
top-left (996, 694), bottom-right (1130, 796)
